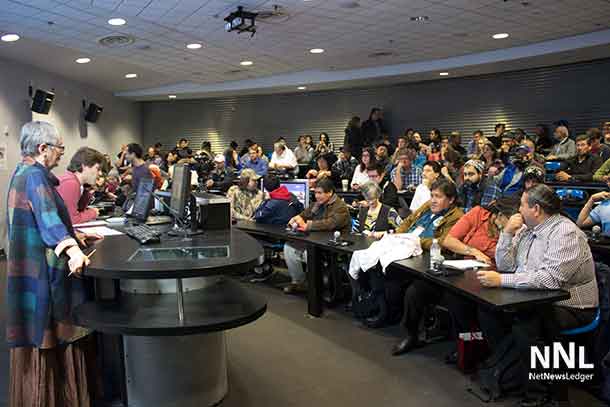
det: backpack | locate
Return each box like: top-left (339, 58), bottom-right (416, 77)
top-left (469, 333), bottom-right (526, 402)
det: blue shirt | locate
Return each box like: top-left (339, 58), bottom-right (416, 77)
top-left (589, 199), bottom-right (610, 236)
top-left (242, 157), bottom-right (268, 176)
top-left (390, 165), bottom-right (423, 188)
top-left (407, 208), bottom-right (447, 239)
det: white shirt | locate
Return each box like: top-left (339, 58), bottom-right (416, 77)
top-left (351, 165), bottom-right (370, 188)
top-left (270, 148), bottom-right (298, 168)
top-left (410, 183), bottom-right (431, 212)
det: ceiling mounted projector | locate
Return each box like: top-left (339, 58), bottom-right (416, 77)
top-left (224, 6), bottom-right (258, 36)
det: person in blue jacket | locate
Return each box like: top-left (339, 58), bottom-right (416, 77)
top-left (254, 174), bottom-right (304, 225)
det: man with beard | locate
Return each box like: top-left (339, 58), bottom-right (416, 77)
top-left (457, 160), bottom-right (501, 212)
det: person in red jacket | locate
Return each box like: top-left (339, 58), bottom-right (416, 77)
top-left (56, 147), bottom-right (106, 224)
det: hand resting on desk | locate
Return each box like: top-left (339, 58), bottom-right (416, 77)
top-left (476, 270), bottom-right (501, 288)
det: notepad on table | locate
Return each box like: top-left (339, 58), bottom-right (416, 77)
top-left (442, 260), bottom-right (490, 270)
top-left (76, 226), bottom-right (123, 236)
top-left (73, 220), bottom-right (108, 228)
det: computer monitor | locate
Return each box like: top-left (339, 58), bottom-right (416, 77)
top-left (263, 178), bottom-right (309, 208)
top-left (132, 177), bottom-right (155, 222)
top-left (170, 164), bottom-right (191, 220)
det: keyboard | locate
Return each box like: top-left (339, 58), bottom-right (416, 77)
top-left (124, 224), bottom-right (161, 244)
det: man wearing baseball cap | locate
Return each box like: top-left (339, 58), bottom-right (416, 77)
top-left (205, 154), bottom-right (235, 192)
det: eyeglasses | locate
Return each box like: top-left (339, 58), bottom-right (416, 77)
top-left (46, 143), bottom-right (65, 152)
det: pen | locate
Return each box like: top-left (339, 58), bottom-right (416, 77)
top-left (68, 249), bottom-right (96, 277)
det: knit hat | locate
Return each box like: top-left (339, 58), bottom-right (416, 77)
top-left (464, 159), bottom-right (485, 174)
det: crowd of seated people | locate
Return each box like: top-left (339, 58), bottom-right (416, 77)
top-left (64, 110), bottom-right (610, 406)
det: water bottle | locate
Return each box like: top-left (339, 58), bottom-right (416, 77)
top-left (333, 231), bottom-right (341, 242)
top-left (430, 238), bottom-right (443, 271)
top-left (592, 225), bottom-right (601, 242)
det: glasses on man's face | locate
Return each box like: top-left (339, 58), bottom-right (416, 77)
top-left (46, 144), bottom-right (65, 153)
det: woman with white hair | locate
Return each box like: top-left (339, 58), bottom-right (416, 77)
top-left (7, 121), bottom-right (102, 406)
top-left (353, 181), bottom-right (402, 238)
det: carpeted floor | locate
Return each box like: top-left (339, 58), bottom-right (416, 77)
top-left (0, 268), bottom-right (605, 406)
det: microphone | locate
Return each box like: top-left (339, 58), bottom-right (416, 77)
top-left (592, 225), bottom-right (601, 241)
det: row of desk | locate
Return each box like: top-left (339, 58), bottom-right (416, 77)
top-left (234, 221), bottom-right (571, 317)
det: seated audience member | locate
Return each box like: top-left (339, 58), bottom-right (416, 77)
top-left (353, 181), bottom-right (402, 236)
top-left (205, 154), bottom-right (236, 192)
top-left (196, 141), bottom-right (214, 161)
top-left (449, 131), bottom-right (467, 157)
top-left (457, 159), bottom-right (501, 212)
top-left (522, 165), bottom-right (545, 190)
top-left (226, 169), bottom-right (264, 221)
top-left (254, 174), bottom-right (304, 225)
top-left (115, 144), bottom-right (130, 174)
top-left (394, 178), bottom-right (463, 249)
top-left (467, 130), bottom-right (483, 157)
top-left (427, 128), bottom-right (442, 149)
top-left (379, 132), bottom-right (394, 155)
top-left (499, 131), bottom-right (516, 158)
top-left (145, 146), bottom-right (164, 167)
top-left (269, 141), bottom-right (298, 172)
top-left (375, 144), bottom-right (393, 173)
top-left (174, 138), bottom-right (194, 160)
top-left (554, 134), bottom-right (602, 182)
top-left (441, 146), bottom-right (464, 184)
top-left (494, 144), bottom-right (535, 197)
top-left (392, 196), bottom-right (517, 356)
top-left (488, 123), bottom-right (505, 149)
top-left (257, 145), bottom-right (269, 163)
top-left (604, 121), bottom-right (610, 145)
top-left (587, 128), bottom-right (610, 163)
top-left (391, 147), bottom-right (423, 191)
top-left (576, 177), bottom-right (610, 236)
top-left (242, 146), bottom-right (269, 177)
top-left (391, 135), bottom-right (408, 164)
top-left (315, 132), bottom-right (334, 157)
top-left (479, 141), bottom-right (503, 177)
top-left (410, 161), bottom-right (442, 212)
top-left (284, 177), bottom-right (351, 294)
top-left (517, 139), bottom-right (545, 168)
top-left (547, 125), bottom-right (576, 161)
top-left (306, 153), bottom-right (337, 188)
top-left (332, 145), bottom-right (358, 184)
top-left (294, 135), bottom-right (314, 165)
top-left (475, 185), bottom-right (598, 404)
top-left (367, 163), bottom-right (400, 209)
top-left (351, 147), bottom-right (375, 190)
top-left (443, 196), bottom-right (520, 265)
top-left (57, 147), bottom-right (105, 224)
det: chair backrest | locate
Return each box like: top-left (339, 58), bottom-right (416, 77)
top-left (561, 308), bottom-right (601, 335)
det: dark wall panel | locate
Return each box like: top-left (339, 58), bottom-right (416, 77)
top-left (141, 58), bottom-right (610, 154)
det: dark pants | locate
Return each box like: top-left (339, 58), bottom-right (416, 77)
top-left (400, 279), bottom-right (478, 338)
top-left (478, 304), bottom-right (597, 397)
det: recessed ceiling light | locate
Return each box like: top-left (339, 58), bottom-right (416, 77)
top-left (75, 57), bottom-right (91, 64)
top-left (108, 18), bottom-right (126, 26)
top-left (439, 72), bottom-right (449, 76)
top-left (410, 16), bottom-right (429, 22)
top-left (297, 86), bottom-right (307, 90)
top-left (309, 48), bottom-right (325, 54)
top-left (125, 73), bottom-right (138, 78)
top-left (240, 60), bottom-right (253, 66)
top-left (492, 33), bottom-right (510, 39)
top-left (168, 95), bottom-right (177, 99)
top-left (186, 43), bottom-right (202, 49)
top-left (1, 33), bottom-right (20, 42)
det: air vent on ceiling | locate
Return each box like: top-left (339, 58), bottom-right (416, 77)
top-left (368, 51), bottom-right (396, 58)
top-left (98, 35), bottom-right (136, 48)
top-left (225, 69), bottom-right (245, 75)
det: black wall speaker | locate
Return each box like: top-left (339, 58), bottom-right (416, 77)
top-left (31, 89), bottom-right (55, 114)
top-left (84, 103), bottom-right (103, 123)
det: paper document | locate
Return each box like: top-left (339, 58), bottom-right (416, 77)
top-left (442, 260), bottom-right (490, 270)
top-left (73, 220), bottom-right (108, 228)
top-left (76, 226), bottom-right (123, 236)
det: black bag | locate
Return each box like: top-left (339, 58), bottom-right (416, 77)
top-left (470, 334), bottom-right (526, 402)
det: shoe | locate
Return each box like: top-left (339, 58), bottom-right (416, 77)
top-left (249, 265), bottom-right (275, 283)
top-left (444, 350), bottom-right (458, 365)
top-left (283, 282), bottom-right (307, 295)
top-left (391, 335), bottom-right (419, 356)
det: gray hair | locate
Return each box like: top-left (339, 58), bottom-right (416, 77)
top-left (525, 184), bottom-right (560, 215)
top-left (274, 142), bottom-right (286, 151)
top-left (360, 181), bottom-right (381, 201)
top-left (20, 121), bottom-right (60, 157)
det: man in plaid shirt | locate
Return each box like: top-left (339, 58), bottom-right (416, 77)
top-left (457, 159), bottom-right (501, 212)
top-left (390, 147), bottom-right (422, 191)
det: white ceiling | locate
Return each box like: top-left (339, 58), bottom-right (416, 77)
top-left (1, 0), bottom-right (610, 100)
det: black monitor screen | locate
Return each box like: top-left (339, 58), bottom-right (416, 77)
top-left (170, 164), bottom-right (191, 219)
top-left (132, 178), bottom-right (154, 222)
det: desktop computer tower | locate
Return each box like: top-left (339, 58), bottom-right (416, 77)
top-left (194, 192), bottom-right (231, 230)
